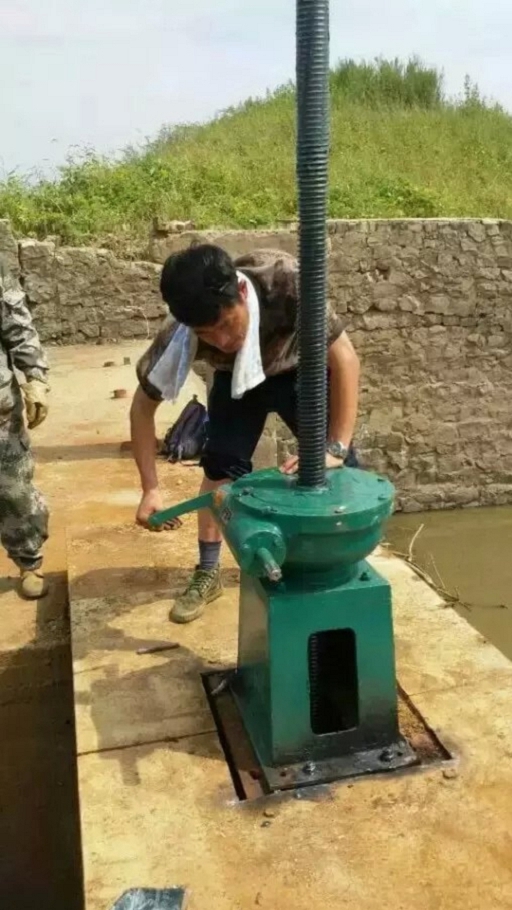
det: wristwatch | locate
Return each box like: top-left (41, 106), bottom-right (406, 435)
top-left (327, 440), bottom-right (348, 463)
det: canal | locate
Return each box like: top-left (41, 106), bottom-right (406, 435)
top-left (387, 506), bottom-right (512, 661)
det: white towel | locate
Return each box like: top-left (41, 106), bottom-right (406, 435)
top-left (147, 272), bottom-right (265, 402)
top-left (231, 271), bottom-right (265, 399)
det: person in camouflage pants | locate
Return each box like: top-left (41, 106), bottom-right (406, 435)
top-left (0, 267), bottom-right (50, 599)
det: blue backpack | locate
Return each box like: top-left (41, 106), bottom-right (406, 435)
top-left (160, 395), bottom-right (209, 463)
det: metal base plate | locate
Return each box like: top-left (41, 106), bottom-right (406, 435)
top-left (262, 737), bottom-right (418, 792)
top-left (203, 670), bottom-right (421, 798)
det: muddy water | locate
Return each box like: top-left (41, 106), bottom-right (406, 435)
top-left (386, 506), bottom-right (512, 661)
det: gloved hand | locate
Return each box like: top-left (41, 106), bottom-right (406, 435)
top-left (22, 379), bottom-right (49, 429)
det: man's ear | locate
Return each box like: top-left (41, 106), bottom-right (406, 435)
top-left (238, 277), bottom-right (248, 302)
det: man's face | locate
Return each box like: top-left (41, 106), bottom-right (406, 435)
top-left (195, 279), bottom-right (249, 354)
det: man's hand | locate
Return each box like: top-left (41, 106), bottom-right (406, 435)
top-left (22, 379), bottom-right (49, 429)
top-left (136, 488), bottom-right (182, 531)
top-left (280, 452), bottom-right (344, 476)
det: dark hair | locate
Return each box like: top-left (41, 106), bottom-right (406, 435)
top-left (159, 244), bottom-right (239, 327)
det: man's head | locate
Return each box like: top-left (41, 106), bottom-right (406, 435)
top-left (160, 244), bottom-right (250, 354)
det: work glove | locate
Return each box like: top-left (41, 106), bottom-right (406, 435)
top-left (22, 379), bottom-right (49, 429)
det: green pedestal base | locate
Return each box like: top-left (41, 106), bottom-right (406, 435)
top-left (232, 559), bottom-right (403, 769)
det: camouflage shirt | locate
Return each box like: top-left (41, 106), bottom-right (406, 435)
top-left (137, 248), bottom-right (345, 401)
top-left (0, 276), bottom-right (49, 433)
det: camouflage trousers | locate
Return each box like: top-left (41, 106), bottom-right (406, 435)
top-left (0, 430), bottom-right (48, 570)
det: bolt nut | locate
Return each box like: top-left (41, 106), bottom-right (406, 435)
top-left (379, 748), bottom-right (394, 763)
top-left (302, 761), bottom-right (316, 775)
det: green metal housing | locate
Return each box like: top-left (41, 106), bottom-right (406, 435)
top-left (150, 467), bottom-right (410, 779)
top-left (236, 564), bottom-right (398, 767)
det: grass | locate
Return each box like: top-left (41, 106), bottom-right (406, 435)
top-left (1, 58), bottom-right (512, 254)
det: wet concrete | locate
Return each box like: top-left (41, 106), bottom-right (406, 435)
top-left (387, 506), bottom-right (512, 659)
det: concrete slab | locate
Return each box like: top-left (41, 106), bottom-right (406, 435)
top-left (68, 521), bottom-right (238, 754)
top-left (0, 343), bottom-right (206, 909)
top-left (35, 341), bottom-right (205, 454)
top-left (8, 342), bottom-right (512, 910)
top-left (373, 553), bottom-right (512, 696)
top-left (69, 515), bottom-right (512, 910)
top-left (74, 657), bottom-right (215, 755)
top-left (412, 677), bottom-right (512, 763)
top-left (78, 728), bottom-right (512, 910)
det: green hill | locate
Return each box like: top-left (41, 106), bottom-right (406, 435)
top-left (1, 59), bottom-right (512, 254)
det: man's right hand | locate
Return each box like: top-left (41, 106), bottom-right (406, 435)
top-left (136, 489), bottom-right (182, 531)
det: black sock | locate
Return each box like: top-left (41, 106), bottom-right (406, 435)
top-left (198, 540), bottom-right (221, 571)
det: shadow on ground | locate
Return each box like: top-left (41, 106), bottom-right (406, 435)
top-left (70, 564), bottom-right (241, 789)
top-left (75, 644), bottom-right (225, 787)
top-left (0, 571), bottom-right (84, 910)
top-left (71, 564), bottom-right (240, 645)
top-left (33, 442), bottom-right (132, 463)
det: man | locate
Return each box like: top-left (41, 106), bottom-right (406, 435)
top-left (0, 268), bottom-right (50, 599)
top-left (131, 244), bottom-right (360, 624)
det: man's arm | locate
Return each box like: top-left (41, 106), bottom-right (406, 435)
top-left (130, 385), bottom-right (160, 495)
top-left (280, 330), bottom-right (360, 475)
top-left (130, 386), bottom-right (181, 530)
top-left (132, 317), bottom-right (190, 529)
top-left (327, 331), bottom-right (360, 449)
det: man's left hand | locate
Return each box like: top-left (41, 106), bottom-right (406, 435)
top-left (280, 452), bottom-right (343, 475)
top-left (22, 379), bottom-right (49, 429)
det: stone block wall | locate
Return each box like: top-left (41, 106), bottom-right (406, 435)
top-left (18, 236), bottom-right (167, 344)
top-left (2, 217), bottom-right (512, 510)
top-left (151, 218), bottom-right (512, 510)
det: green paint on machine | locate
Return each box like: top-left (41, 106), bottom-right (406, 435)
top-left (150, 467), bottom-right (417, 784)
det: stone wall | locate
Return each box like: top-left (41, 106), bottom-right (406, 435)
top-left (16, 232), bottom-right (167, 344)
top-left (2, 217), bottom-right (512, 511)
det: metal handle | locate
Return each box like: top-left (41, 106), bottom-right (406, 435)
top-left (148, 492), bottom-right (213, 528)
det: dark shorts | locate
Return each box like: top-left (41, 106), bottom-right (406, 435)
top-left (200, 369), bottom-right (358, 481)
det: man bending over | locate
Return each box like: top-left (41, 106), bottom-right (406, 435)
top-left (131, 244), bottom-right (360, 624)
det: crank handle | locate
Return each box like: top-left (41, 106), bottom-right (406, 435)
top-left (148, 492), bottom-right (213, 528)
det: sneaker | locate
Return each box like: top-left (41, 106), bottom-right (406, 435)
top-left (170, 565), bottom-right (222, 624)
top-left (20, 569), bottom-right (49, 600)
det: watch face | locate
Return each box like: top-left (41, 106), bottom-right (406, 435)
top-left (329, 442), bottom-right (347, 459)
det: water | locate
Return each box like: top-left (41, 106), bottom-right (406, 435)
top-left (386, 506), bottom-right (512, 661)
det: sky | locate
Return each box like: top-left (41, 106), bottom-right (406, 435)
top-left (1, 0), bottom-right (511, 177)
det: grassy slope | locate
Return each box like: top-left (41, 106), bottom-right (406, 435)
top-left (1, 60), bottom-right (512, 253)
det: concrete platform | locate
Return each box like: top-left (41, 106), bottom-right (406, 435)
top-left (0, 342), bottom-right (205, 907)
top-left (3, 343), bottom-right (512, 909)
top-left (62, 348), bottom-right (512, 910)
top-left (69, 516), bottom-right (512, 910)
